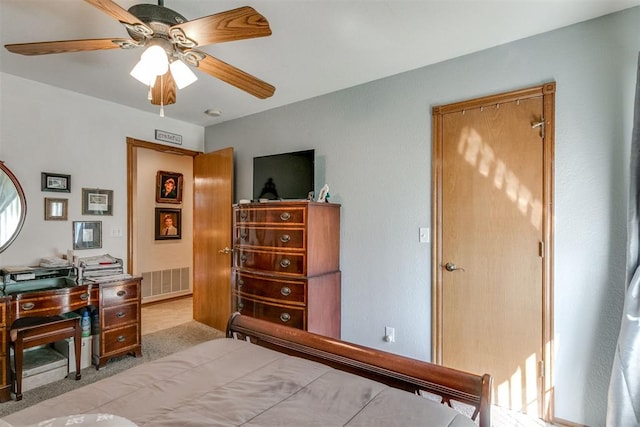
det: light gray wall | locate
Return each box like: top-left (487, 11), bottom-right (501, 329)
top-left (204, 8), bottom-right (640, 425)
top-left (0, 74), bottom-right (204, 267)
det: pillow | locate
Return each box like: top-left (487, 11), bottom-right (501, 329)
top-left (28, 413), bottom-right (137, 427)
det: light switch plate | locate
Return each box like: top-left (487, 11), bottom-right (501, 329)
top-left (419, 227), bottom-right (429, 243)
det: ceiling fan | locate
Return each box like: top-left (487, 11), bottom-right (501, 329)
top-left (4, 0), bottom-right (275, 108)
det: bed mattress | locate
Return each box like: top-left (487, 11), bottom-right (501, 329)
top-left (2, 338), bottom-right (476, 426)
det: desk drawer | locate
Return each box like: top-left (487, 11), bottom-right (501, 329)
top-left (235, 298), bottom-right (304, 329)
top-left (0, 302), bottom-right (6, 328)
top-left (11, 286), bottom-right (91, 319)
top-left (101, 282), bottom-right (139, 307)
top-left (102, 324), bottom-right (138, 354)
top-left (103, 302), bottom-right (138, 329)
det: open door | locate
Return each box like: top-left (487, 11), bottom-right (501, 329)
top-left (193, 147), bottom-right (234, 330)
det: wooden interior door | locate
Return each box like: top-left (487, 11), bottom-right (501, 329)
top-left (432, 84), bottom-right (555, 418)
top-left (193, 147), bottom-right (234, 331)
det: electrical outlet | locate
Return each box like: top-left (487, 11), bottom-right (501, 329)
top-left (384, 326), bottom-right (395, 343)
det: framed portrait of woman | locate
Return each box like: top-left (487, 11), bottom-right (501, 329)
top-left (156, 171), bottom-right (183, 203)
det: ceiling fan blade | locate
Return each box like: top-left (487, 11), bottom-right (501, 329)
top-left (84, 0), bottom-right (153, 36)
top-left (151, 71), bottom-right (177, 106)
top-left (4, 38), bottom-right (130, 55)
top-left (195, 51), bottom-right (275, 99)
top-left (170, 6), bottom-right (271, 47)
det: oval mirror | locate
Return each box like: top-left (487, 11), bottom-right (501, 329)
top-left (0, 161), bottom-right (27, 253)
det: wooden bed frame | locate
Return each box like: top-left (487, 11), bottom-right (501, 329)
top-left (226, 313), bottom-right (492, 427)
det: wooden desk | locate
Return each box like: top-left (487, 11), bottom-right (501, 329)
top-left (0, 277), bottom-right (142, 402)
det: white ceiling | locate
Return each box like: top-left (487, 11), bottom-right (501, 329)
top-left (1, 0), bottom-right (639, 127)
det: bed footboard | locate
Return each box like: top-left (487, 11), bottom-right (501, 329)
top-left (226, 312), bottom-right (492, 427)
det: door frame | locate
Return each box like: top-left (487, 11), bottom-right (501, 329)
top-left (431, 83), bottom-right (555, 420)
top-left (125, 137), bottom-right (200, 274)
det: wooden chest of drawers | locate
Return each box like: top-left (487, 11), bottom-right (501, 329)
top-left (93, 277), bottom-right (142, 369)
top-left (232, 202), bottom-right (341, 338)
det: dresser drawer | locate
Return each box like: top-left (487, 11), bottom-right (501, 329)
top-left (236, 207), bottom-right (305, 225)
top-left (235, 298), bottom-right (304, 329)
top-left (235, 272), bottom-right (306, 304)
top-left (102, 324), bottom-right (139, 354)
top-left (102, 302), bottom-right (139, 329)
top-left (11, 286), bottom-right (91, 319)
top-left (236, 249), bottom-right (305, 275)
top-left (101, 282), bottom-right (140, 307)
top-left (0, 329), bottom-right (6, 356)
top-left (235, 226), bottom-right (305, 250)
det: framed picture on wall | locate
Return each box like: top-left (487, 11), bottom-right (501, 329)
top-left (44, 197), bottom-right (68, 221)
top-left (41, 172), bottom-right (71, 193)
top-left (155, 208), bottom-right (181, 240)
top-left (156, 171), bottom-right (183, 204)
top-left (82, 188), bottom-right (113, 215)
top-left (73, 221), bottom-right (102, 250)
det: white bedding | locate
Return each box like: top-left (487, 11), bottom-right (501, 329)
top-left (2, 338), bottom-right (476, 426)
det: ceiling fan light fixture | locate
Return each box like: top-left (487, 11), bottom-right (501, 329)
top-left (170, 59), bottom-right (197, 89)
top-left (130, 45), bottom-right (168, 86)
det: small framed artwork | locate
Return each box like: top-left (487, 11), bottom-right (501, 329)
top-left (82, 188), bottom-right (113, 215)
top-left (155, 208), bottom-right (181, 240)
top-left (73, 221), bottom-right (102, 250)
top-left (44, 198), bottom-right (68, 221)
top-left (41, 172), bottom-right (71, 193)
top-left (156, 171), bottom-right (183, 204)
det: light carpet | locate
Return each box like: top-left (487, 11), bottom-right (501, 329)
top-left (0, 321), bottom-right (225, 418)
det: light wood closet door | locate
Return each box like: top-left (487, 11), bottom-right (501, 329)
top-left (433, 83), bottom-right (555, 418)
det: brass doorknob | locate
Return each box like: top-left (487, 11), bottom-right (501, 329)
top-left (218, 247), bottom-right (234, 254)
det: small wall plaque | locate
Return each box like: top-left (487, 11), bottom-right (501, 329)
top-left (155, 130), bottom-right (182, 145)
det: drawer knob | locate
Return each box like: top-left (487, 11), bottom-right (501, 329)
top-left (238, 278), bottom-right (244, 286)
top-left (280, 258), bottom-right (291, 268)
top-left (240, 212), bottom-right (248, 221)
top-left (116, 311), bottom-right (126, 318)
top-left (20, 302), bottom-right (35, 311)
top-left (280, 212), bottom-right (291, 221)
top-left (238, 303), bottom-right (244, 311)
top-left (80, 292), bottom-right (90, 301)
top-left (280, 286), bottom-right (291, 296)
top-left (280, 312), bottom-right (291, 323)
top-left (240, 230), bottom-right (248, 240)
top-left (117, 290), bottom-right (127, 297)
top-left (280, 234), bottom-right (291, 243)
top-left (116, 335), bottom-right (126, 343)
top-left (240, 254), bottom-right (247, 263)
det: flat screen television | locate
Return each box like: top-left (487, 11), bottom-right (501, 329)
top-left (253, 149), bottom-right (315, 200)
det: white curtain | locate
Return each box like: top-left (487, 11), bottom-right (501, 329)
top-left (607, 53), bottom-right (640, 427)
